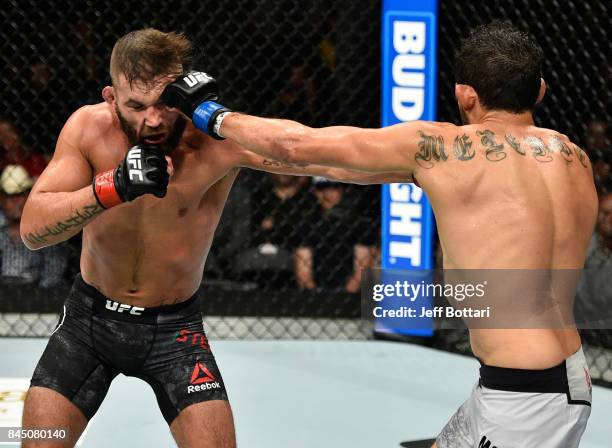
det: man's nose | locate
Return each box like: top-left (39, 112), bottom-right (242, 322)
top-left (144, 104), bottom-right (164, 128)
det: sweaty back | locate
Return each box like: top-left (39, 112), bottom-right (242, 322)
top-left (416, 124), bottom-right (598, 270)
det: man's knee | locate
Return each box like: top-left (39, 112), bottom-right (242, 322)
top-left (171, 400), bottom-right (235, 448)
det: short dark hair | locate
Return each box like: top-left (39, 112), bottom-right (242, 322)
top-left (110, 28), bottom-right (192, 88)
top-left (454, 21), bottom-right (543, 113)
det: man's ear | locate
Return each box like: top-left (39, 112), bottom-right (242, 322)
top-left (537, 78), bottom-right (547, 103)
top-left (102, 86), bottom-right (115, 105)
top-left (455, 83), bottom-right (478, 111)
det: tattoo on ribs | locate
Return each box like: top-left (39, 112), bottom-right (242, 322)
top-left (476, 130), bottom-right (506, 161)
top-left (24, 204), bottom-right (103, 245)
top-left (415, 131), bottom-right (448, 168)
top-left (504, 134), bottom-right (526, 155)
top-left (453, 134), bottom-right (475, 161)
top-left (262, 159), bottom-right (311, 169)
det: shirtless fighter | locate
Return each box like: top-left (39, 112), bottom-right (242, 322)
top-left (19, 29), bottom-right (404, 447)
top-left (165, 22), bottom-right (599, 447)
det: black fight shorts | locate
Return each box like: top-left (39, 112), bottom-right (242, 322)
top-left (31, 275), bottom-right (228, 424)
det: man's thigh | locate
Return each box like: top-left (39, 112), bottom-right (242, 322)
top-left (477, 387), bottom-right (591, 448)
top-left (29, 308), bottom-right (117, 422)
top-left (436, 385), bottom-right (591, 448)
top-left (22, 386), bottom-right (88, 448)
top-left (170, 400), bottom-right (236, 448)
top-left (140, 316), bottom-right (229, 424)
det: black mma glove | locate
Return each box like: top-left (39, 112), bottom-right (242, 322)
top-left (93, 143), bottom-right (169, 208)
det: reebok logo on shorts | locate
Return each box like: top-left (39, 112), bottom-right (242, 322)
top-left (187, 361), bottom-right (221, 393)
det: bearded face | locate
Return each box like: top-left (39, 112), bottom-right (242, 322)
top-left (109, 73), bottom-right (186, 152)
top-left (115, 105), bottom-right (185, 152)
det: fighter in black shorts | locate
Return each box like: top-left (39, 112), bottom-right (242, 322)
top-left (20, 28), bottom-right (402, 447)
top-left (32, 275), bottom-right (227, 424)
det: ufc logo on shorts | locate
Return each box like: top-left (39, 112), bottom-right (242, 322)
top-left (105, 300), bottom-right (145, 316)
top-left (127, 148), bottom-right (143, 182)
top-left (183, 72), bottom-right (211, 87)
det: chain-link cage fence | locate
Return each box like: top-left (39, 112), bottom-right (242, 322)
top-left (0, 0), bottom-right (381, 342)
top-left (0, 0), bottom-right (611, 384)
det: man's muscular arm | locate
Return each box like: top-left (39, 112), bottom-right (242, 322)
top-left (221, 115), bottom-right (452, 174)
top-left (21, 108), bottom-right (103, 250)
top-left (162, 71), bottom-right (446, 176)
top-left (21, 107), bottom-right (171, 250)
top-left (234, 144), bottom-right (414, 184)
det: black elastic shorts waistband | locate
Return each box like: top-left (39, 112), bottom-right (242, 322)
top-left (73, 274), bottom-right (201, 323)
top-left (479, 361), bottom-right (568, 394)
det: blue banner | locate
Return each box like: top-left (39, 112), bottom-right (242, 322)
top-left (378, 0), bottom-right (438, 336)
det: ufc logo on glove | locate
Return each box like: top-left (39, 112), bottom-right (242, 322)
top-left (127, 148), bottom-right (144, 181)
top-left (183, 72), bottom-right (212, 87)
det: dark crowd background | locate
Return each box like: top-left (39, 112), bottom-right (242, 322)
top-left (0, 1), bottom-right (611, 385)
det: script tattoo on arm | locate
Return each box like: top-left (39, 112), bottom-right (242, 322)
top-left (573, 145), bottom-right (588, 168)
top-left (262, 159), bottom-right (311, 169)
top-left (476, 130), bottom-right (506, 161)
top-left (453, 134), bottom-right (475, 161)
top-left (526, 137), bottom-right (553, 162)
top-left (504, 134), bottom-right (526, 155)
top-left (415, 131), bottom-right (448, 168)
top-left (24, 204), bottom-right (103, 246)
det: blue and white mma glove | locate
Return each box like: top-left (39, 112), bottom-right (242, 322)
top-left (161, 71), bottom-right (232, 140)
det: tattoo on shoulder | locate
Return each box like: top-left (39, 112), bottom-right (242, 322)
top-left (525, 137), bottom-right (553, 163)
top-left (558, 139), bottom-right (574, 163)
top-left (24, 204), bottom-right (103, 246)
top-left (573, 145), bottom-right (588, 168)
top-left (415, 131), bottom-right (448, 168)
top-left (476, 130), bottom-right (506, 162)
top-left (504, 134), bottom-right (525, 155)
top-left (453, 134), bottom-right (475, 161)
top-left (262, 159), bottom-right (311, 169)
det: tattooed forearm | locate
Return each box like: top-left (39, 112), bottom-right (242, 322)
top-left (415, 131), bottom-right (448, 168)
top-left (476, 130), bottom-right (506, 161)
top-left (573, 145), bottom-right (588, 168)
top-left (453, 134), bottom-right (475, 161)
top-left (504, 134), bottom-right (525, 155)
top-left (262, 159), bottom-right (311, 169)
top-left (526, 137), bottom-right (553, 162)
top-left (24, 204), bottom-right (103, 246)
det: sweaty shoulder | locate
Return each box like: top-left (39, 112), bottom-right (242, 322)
top-left (527, 127), bottom-right (592, 168)
top-left (440, 124), bottom-right (592, 168)
top-left (59, 103), bottom-right (117, 153)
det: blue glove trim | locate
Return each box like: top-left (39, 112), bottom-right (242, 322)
top-left (192, 101), bottom-right (225, 134)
